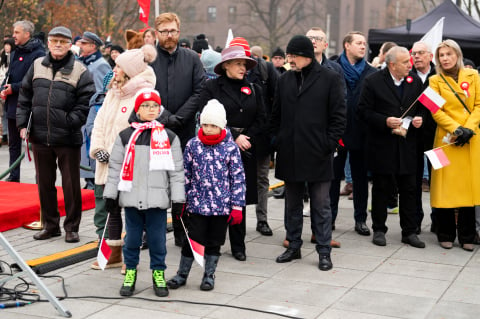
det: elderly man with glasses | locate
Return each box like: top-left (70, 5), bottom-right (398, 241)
top-left (16, 26), bottom-right (95, 243)
top-left (150, 12), bottom-right (206, 247)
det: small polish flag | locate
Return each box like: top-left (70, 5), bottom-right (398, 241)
top-left (180, 215), bottom-right (204, 267)
top-left (187, 236), bottom-right (205, 267)
top-left (424, 147), bottom-right (450, 170)
top-left (96, 237), bottom-right (112, 270)
top-left (418, 87), bottom-right (446, 114)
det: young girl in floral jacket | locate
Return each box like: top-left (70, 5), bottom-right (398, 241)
top-left (167, 99), bottom-right (245, 291)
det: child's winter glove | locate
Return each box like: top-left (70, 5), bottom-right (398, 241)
top-left (227, 206), bottom-right (243, 225)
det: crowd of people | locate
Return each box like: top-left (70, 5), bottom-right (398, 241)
top-left (0, 11), bottom-right (479, 297)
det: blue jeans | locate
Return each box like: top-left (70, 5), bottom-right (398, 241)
top-left (123, 207), bottom-right (167, 270)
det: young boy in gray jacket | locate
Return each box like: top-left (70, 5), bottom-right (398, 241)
top-left (104, 88), bottom-right (185, 297)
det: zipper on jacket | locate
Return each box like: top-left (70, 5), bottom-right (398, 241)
top-left (46, 70), bottom-right (55, 146)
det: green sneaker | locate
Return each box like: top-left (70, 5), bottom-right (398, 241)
top-left (120, 269), bottom-right (137, 296)
top-left (387, 206), bottom-right (399, 214)
top-left (152, 269), bottom-right (169, 297)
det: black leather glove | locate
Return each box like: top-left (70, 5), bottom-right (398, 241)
top-left (454, 126), bottom-right (475, 146)
top-left (95, 150), bottom-right (110, 163)
top-left (166, 114), bottom-right (183, 130)
top-left (104, 198), bottom-right (116, 214)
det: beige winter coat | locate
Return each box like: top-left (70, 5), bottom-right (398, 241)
top-left (90, 66), bottom-right (156, 185)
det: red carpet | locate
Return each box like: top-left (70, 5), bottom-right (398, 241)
top-left (0, 181), bottom-right (95, 232)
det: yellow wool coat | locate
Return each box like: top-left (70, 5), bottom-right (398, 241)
top-left (429, 68), bottom-right (480, 208)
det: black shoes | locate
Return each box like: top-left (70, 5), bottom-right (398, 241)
top-left (233, 252), bottom-right (246, 261)
top-left (6, 176), bottom-right (19, 182)
top-left (256, 221), bottom-right (273, 236)
top-left (276, 248), bottom-right (301, 263)
top-left (120, 269), bottom-right (137, 296)
top-left (65, 231), bottom-right (80, 243)
top-left (318, 254), bottom-right (333, 271)
top-left (401, 234), bottom-right (425, 248)
top-left (372, 232), bottom-right (386, 246)
top-left (355, 222), bottom-right (371, 236)
top-left (152, 270), bottom-right (169, 297)
top-left (33, 229), bottom-right (61, 240)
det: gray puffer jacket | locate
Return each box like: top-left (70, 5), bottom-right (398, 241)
top-left (103, 112), bottom-right (185, 209)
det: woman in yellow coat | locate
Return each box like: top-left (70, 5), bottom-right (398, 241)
top-left (428, 39), bottom-right (480, 251)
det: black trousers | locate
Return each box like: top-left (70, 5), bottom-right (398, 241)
top-left (229, 207), bottom-right (246, 254)
top-left (183, 213), bottom-right (229, 257)
top-left (285, 181), bottom-right (332, 255)
top-left (329, 148), bottom-right (347, 224)
top-left (7, 118), bottom-right (21, 180)
top-left (349, 149), bottom-right (370, 223)
top-left (32, 143), bottom-right (82, 232)
top-left (436, 207), bottom-right (475, 244)
top-left (371, 174), bottom-right (417, 236)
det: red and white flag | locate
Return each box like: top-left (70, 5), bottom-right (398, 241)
top-left (138, 0), bottom-right (150, 24)
top-left (97, 237), bottom-right (112, 270)
top-left (181, 216), bottom-right (204, 267)
top-left (96, 213), bottom-right (112, 270)
top-left (418, 87), bottom-right (446, 114)
top-left (424, 147), bottom-right (450, 170)
top-left (187, 236), bottom-right (205, 267)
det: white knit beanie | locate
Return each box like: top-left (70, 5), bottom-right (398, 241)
top-left (200, 99), bottom-right (227, 129)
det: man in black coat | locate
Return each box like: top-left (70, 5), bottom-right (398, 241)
top-left (0, 20), bottom-right (45, 182)
top-left (358, 46), bottom-right (426, 248)
top-left (270, 35), bottom-right (345, 271)
top-left (410, 41), bottom-right (437, 234)
top-left (17, 26), bottom-right (95, 243)
top-left (336, 31), bottom-right (377, 237)
top-left (150, 12), bottom-right (206, 246)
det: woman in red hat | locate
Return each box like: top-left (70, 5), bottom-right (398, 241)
top-left (194, 45), bottom-right (266, 261)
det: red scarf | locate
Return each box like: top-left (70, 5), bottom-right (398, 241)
top-left (118, 120), bottom-right (174, 192)
top-left (198, 128), bottom-right (226, 145)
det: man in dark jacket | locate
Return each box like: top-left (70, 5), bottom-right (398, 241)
top-left (336, 31), bottom-right (377, 237)
top-left (270, 35), bottom-right (345, 271)
top-left (0, 20), bottom-right (45, 182)
top-left (410, 41), bottom-right (437, 234)
top-left (358, 46), bottom-right (425, 248)
top-left (150, 12), bottom-right (206, 246)
top-left (17, 26), bottom-right (95, 243)
top-left (305, 27), bottom-right (345, 248)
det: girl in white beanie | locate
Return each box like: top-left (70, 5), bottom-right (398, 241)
top-left (167, 99), bottom-right (246, 292)
top-left (89, 44), bottom-right (157, 271)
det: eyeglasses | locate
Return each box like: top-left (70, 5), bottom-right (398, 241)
top-left (139, 103), bottom-right (160, 110)
top-left (411, 50), bottom-right (427, 56)
top-left (157, 29), bottom-right (179, 36)
top-left (286, 54), bottom-right (298, 60)
top-left (48, 38), bottom-right (71, 45)
top-left (307, 36), bottom-right (324, 42)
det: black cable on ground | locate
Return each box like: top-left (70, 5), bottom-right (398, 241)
top-left (0, 261), bottom-right (304, 318)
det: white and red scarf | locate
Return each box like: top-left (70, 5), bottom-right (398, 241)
top-left (118, 120), bottom-right (175, 192)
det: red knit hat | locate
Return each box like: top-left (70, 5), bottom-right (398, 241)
top-left (229, 37), bottom-right (251, 56)
top-left (134, 88), bottom-right (161, 112)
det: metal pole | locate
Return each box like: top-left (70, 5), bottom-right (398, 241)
top-left (0, 233), bottom-right (71, 317)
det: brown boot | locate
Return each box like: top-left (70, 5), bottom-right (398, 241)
top-left (340, 183), bottom-right (353, 196)
top-left (91, 239), bottom-right (123, 270)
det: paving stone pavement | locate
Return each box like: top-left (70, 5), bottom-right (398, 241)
top-left (0, 145), bottom-right (479, 319)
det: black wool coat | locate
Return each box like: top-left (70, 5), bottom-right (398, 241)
top-left (357, 68), bottom-right (424, 175)
top-left (196, 76), bottom-right (267, 205)
top-left (270, 60), bottom-right (346, 182)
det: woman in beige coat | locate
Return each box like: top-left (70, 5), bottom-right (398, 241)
top-left (90, 45), bottom-right (157, 269)
top-left (428, 39), bottom-right (480, 251)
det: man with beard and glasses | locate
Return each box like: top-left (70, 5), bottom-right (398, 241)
top-left (150, 12), bottom-right (206, 247)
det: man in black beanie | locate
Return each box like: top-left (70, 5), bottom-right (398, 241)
top-left (271, 47), bottom-right (287, 74)
top-left (270, 35), bottom-right (346, 271)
